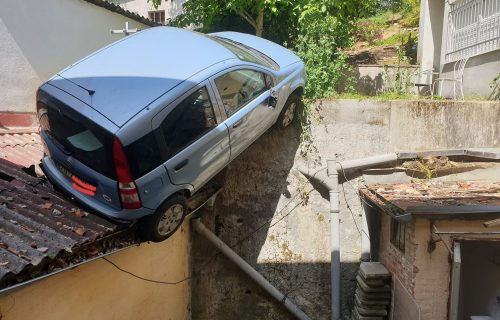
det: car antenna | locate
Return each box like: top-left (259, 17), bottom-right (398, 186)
top-left (56, 74), bottom-right (95, 96)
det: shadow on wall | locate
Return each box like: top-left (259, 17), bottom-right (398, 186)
top-left (190, 125), bottom-right (342, 320)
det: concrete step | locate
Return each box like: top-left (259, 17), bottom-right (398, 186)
top-left (360, 262), bottom-right (391, 280)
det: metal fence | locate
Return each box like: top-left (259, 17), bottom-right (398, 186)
top-left (445, 0), bottom-right (500, 62)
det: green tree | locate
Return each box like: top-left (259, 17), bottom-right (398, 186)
top-left (149, 0), bottom-right (284, 37)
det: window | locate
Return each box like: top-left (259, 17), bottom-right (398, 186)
top-left (148, 10), bottom-right (165, 24)
top-left (44, 98), bottom-right (114, 178)
top-left (160, 87), bottom-right (217, 158)
top-left (214, 69), bottom-right (267, 117)
top-left (125, 132), bottom-right (162, 179)
top-left (208, 36), bottom-right (280, 70)
top-left (390, 217), bottom-right (406, 252)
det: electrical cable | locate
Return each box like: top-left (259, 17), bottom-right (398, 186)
top-left (103, 257), bottom-right (191, 285)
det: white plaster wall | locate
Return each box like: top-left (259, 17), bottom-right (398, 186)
top-left (439, 49), bottom-right (500, 98)
top-left (0, 0), bottom-right (149, 113)
top-left (118, 0), bottom-right (185, 22)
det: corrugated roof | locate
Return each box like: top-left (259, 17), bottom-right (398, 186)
top-left (0, 158), bottom-right (127, 289)
top-left (360, 181), bottom-right (500, 221)
top-left (82, 0), bottom-right (160, 27)
top-left (0, 128), bottom-right (43, 168)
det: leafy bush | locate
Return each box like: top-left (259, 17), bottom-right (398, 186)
top-left (293, 5), bottom-right (353, 101)
top-left (355, 20), bottom-right (384, 45)
top-left (400, 0), bottom-right (420, 27)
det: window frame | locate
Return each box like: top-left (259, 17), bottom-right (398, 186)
top-left (209, 66), bottom-right (274, 119)
top-left (390, 217), bottom-right (406, 253)
top-left (148, 10), bottom-right (165, 25)
top-left (152, 81), bottom-right (225, 162)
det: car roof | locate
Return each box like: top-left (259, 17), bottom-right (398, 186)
top-left (55, 27), bottom-right (237, 127)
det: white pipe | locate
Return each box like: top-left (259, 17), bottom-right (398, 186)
top-left (327, 160), bottom-right (341, 320)
top-left (335, 153), bottom-right (398, 172)
top-left (360, 210), bottom-right (370, 262)
top-left (192, 219), bottom-right (312, 320)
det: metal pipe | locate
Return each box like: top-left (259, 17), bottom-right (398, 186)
top-left (192, 219), bottom-right (312, 320)
top-left (327, 160), bottom-right (341, 320)
top-left (335, 153), bottom-right (398, 172)
top-left (360, 209), bottom-right (370, 262)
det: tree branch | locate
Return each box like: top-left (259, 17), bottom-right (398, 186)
top-left (235, 9), bottom-right (257, 30)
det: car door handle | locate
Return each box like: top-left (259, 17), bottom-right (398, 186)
top-left (174, 159), bottom-right (189, 171)
top-left (232, 119), bottom-right (243, 128)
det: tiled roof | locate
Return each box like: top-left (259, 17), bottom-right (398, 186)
top-left (0, 128), bottom-right (43, 168)
top-left (82, 0), bottom-right (160, 27)
top-left (360, 181), bottom-right (500, 220)
top-left (0, 158), bottom-right (129, 290)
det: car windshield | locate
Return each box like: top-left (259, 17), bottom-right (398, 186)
top-left (208, 35), bottom-right (280, 71)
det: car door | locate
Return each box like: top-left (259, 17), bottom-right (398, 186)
top-left (155, 83), bottom-right (230, 190)
top-left (212, 68), bottom-right (277, 160)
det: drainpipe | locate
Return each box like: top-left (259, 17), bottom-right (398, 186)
top-left (192, 219), bottom-right (312, 320)
top-left (327, 160), bottom-right (341, 320)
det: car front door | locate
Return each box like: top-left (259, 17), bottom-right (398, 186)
top-left (155, 83), bottom-right (230, 190)
top-left (212, 68), bottom-right (277, 160)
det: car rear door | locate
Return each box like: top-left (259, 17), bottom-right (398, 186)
top-left (154, 81), bottom-right (230, 190)
top-left (211, 67), bottom-right (276, 160)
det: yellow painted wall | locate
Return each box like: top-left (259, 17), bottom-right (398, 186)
top-left (0, 222), bottom-right (191, 320)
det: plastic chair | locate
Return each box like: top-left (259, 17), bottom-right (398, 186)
top-left (432, 57), bottom-right (469, 100)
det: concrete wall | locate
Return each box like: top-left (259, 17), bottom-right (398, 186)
top-left (117, 0), bottom-right (185, 23)
top-left (0, 221), bottom-right (191, 319)
top-left (191, 99), bottom-right (500, 320)
top-left (0, 0), bottom-right (149, 114)
top-left (352, 65), bottom-right (419, 96)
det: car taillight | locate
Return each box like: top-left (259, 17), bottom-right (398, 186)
top-left (36, 90), bottom-right (50, 132)
top-left (113, 138), bottom-right (142, 209)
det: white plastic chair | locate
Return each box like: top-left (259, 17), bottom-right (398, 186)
top-left (432, 57), bottom-right (469, 100)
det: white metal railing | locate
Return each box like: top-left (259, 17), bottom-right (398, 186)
top-left (445, 0), bottom-right (500, 63)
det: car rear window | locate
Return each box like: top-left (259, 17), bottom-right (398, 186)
top-left (44, 98), bottom-right (115, 179)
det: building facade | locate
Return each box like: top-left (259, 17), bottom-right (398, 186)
top-left (418, 0), bottom-right (500, 98)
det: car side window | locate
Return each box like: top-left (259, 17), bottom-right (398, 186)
top-left (214, 69), bottom-right (268, 117)
top-left (160, 87), bottom-right (217, 158)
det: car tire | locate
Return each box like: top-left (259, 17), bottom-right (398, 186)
top-left (139, 195), bottom-right (187, 242)
top-left (276, 94), bottom-right (300, 129)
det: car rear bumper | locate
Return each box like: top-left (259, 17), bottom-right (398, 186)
top-left (42, 156), bottom-right (154, 220)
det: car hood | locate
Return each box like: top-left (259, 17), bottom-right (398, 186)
top-left (211, 32), bottom-right (301, 69)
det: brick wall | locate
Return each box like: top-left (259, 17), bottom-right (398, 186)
top-left (378, 214), bottom-right (417, 295)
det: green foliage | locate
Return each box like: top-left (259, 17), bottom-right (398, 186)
top-left (400, 0), bottom-right (420, 27)
top-left (293, 4), bottom-right (353, 101)
top-left (355, 19), bottom-right (384, 45)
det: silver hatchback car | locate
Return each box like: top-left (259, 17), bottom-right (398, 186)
top-left (38, 27), bottom-right (306, 241)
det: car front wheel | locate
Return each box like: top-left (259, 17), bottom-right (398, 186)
top-left (139, 195), bottom-right (187, 242)
top-left (276, 94), bottom-right (299, 129)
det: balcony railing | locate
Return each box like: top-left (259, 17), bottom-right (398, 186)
top-left (445, 0), bottom-right (500, 62)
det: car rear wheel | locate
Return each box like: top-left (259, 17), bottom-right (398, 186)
top-left (276, 94), bottom-right (299, 129)
top-left (139, 195), bottom-right (187, 242)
